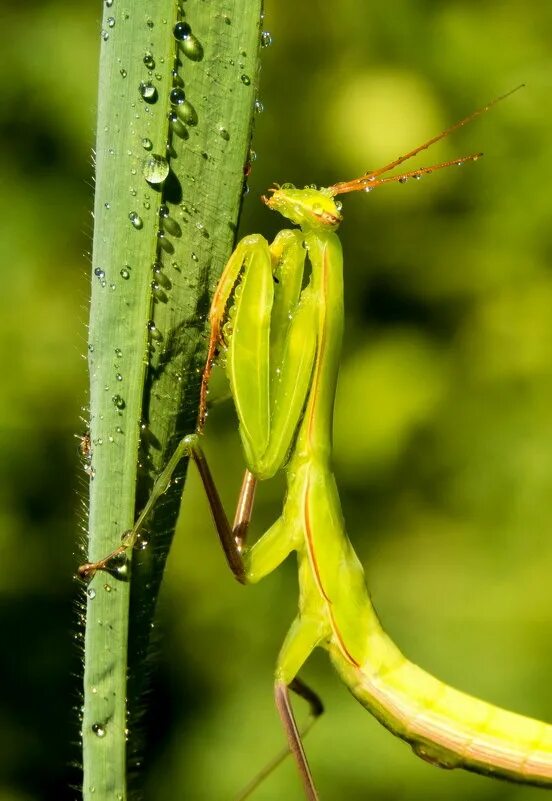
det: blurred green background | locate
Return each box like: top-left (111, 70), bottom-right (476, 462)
top-left (1, 1), bottom-right (551, 800)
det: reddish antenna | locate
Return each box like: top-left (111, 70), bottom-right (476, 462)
top-left (329, 84), bottom-right (524, 196)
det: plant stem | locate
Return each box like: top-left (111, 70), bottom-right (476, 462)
top-left (82, 2), bottom-right (263, 799)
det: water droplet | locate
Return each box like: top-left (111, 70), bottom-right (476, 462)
top-left (139, 81), bottom-right (158, 104)
top-left (218, 126), bottom-right (230, 141)
top-left (129, 211), bottom-right (143, 229)
top-left (169, 87), bottom-right (186, 105)
top-left (157, 231), bottom-right (174, 253)
top-left (120, 267), bottom-right (130, 280)
top-left (261, 31), bottom-right (272, 47)
top-left (101, 30), bottom-right (109, 41)
top-left (177, 100), bottom-right (198, 126)
top-left (142, 137), bottom-right (153, 151)
top-left (159, 206), bottom-right (182, 236)
top-left (107, 16), bottom-right (115, 27)
top-left (173, 21), bottom-right (191, 40)
top-left (168, 112), bottom-right (188, 139)
top-left (147, 321), bottom-right (163, 341)
top-left (92, 723), bottom-right (106, 738)
top-left (105, 0), bottom-right (113, 6)
top-left (87, 588), bottom-right (96, 599)
top-left (398, 176), bottom-right (407, 184)
top-left (94, 267), bottom-right (106, 280)
top-left (254, 99), bottom-right (264, 114)
top-left (154, 270), bottom-right (172, 290)
top-left (143, 51), bottom-right (155, 69)
top-left (120, 68), bottom-right (127, 78)
top-left (116, 373), bottom-right (123, 382)
top-left (241, 74), bottom-right (251, 86)
top-left (180, 34), bottom-right (203, 61)
top-left (146, 18), bottom-right (154, 29)
top-left (151, 281), bottom-right (168, 303)
top-left (142, 153), bottom-right (169, 184)
top-left (112, 394), bottom-right (126, 409)
top-left (191, 252), bottom-right (199, 262)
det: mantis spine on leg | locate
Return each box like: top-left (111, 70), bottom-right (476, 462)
top-left (81, 86), bottom-right (552, 800)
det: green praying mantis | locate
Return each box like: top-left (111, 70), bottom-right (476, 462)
top-left (81, 86), bottom-right (552, 799)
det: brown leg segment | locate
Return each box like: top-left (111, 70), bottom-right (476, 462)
top-left (188, 445), bottom-right (255, 583)
top-left (232, 469), bottom-right (257, 550)
top-left (274, 679), bottom-right (321, 801)
top-left (234, 677), bottom-right (324, 801)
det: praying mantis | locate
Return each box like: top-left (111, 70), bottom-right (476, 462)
top-left (81, 86), bottom-right (552, 799)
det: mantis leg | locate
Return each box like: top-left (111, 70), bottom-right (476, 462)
top-left (274, 680), bottom-right (320, 801)
top-left (78, 435), bottom-right (255, 583)
top-left (234, 616), bottom-right (326, 801)
top-left (270, 616), bottom-right (328, 801)
top-left (234, 678), bottom-right (323, 801)
top-left (211, 228), bottom-right (316, 480)
top-left (232, 468), bottom-right (257, 550)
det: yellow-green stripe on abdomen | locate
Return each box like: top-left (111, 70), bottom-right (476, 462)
top-left (330, 644), bottom-right (552, 786)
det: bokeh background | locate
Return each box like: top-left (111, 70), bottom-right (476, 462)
top-left (1, 1), bottom-right (551, 800)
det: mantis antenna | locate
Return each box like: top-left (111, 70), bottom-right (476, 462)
top-left (330, 83), bottom-right (524, 195)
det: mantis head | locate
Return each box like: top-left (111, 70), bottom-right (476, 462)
top-left (262, 185), bottom-right (343, 231)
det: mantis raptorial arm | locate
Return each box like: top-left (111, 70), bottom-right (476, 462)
top-left (81, 87), bottom-right (551, 800)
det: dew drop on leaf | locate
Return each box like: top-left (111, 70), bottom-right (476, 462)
top-left (180, 35), bottom-right (203, 61)
top-left (169, 87), bottom-right (186, 105)
top-left (139, 82), bottom-right (158, 104)
top-left (143, 51), bottom-right (155, 69)
top-left (173, 21), bottom-right (191, 40)
top-left (128, 211), bottom-right (143, 229)
top-left (142, 153), bottom-right (169, 185)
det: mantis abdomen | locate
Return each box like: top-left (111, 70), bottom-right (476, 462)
top-left (330, 628), bottom-right (552, 785)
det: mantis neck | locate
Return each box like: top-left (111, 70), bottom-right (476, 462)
top-left (292, 229), bottom-right (344, 467)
